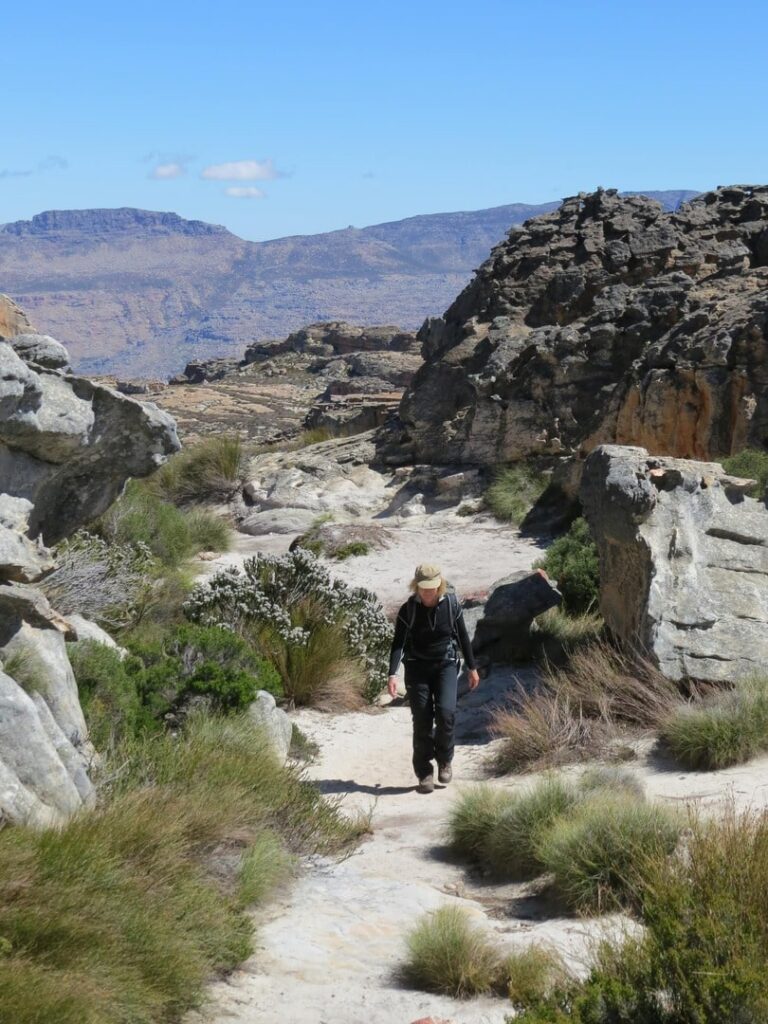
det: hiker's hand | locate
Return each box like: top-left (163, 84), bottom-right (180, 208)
top-left (468, 669), bottom-right (480, 690)
top-left (387, 675), bottom-right (399, 699)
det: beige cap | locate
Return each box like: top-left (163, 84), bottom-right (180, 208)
top-left (413, 563), bottom-right (442, 589)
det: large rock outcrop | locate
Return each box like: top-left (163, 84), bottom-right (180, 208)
top-left (0, 295), bottom-right (179, 825)
top-left (581, 444), bottom-right (768, 683)
top-left (391, 186), bottom-right (768, 466)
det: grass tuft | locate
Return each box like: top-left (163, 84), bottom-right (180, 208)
top-left (503, 945), bottom-right (571, 1009)
top-left (445, 784), bottom-right (511, 861)
top-left (402, 905), bottom-right (502, 997)
top-left (535, 792), bottom-right (681, 913)
top-left (659, 675), bottom-right (768, 770)
top-left (151, 435), bottom-right (245, 505)
top-left (722, 447), bottom-right (768, 497)
top-left (485, 465), bottom-right (548, 526)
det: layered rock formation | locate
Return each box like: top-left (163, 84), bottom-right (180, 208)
top-left (581, 444), bottom-right (768, 683)
top-left (0, 295), bottom-right (179, 825)
top-left (392, 186), bottom-right (768, 467)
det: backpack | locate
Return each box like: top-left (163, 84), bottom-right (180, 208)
top-left (403, 589), bottom-right (462, 665)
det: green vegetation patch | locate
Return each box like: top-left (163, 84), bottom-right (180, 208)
top-left (0, 713), bottom-right (364, 1024)
top-left (535, 518), bottom-right (599, 615)
top-left (485, 465), bottom-right (548, 526)
top-left (722, 447), bottom-right (768, 498)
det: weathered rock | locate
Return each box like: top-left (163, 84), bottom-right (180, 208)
top-left (0, 668), bottom-right (87, 826)
top-left (0, 293), bottom-right (33, 339)
top-left (471, 570), bottom-right (562, 663)
top-left (240, 508), bottom-right (319, 536)
top-left (244, 322), bottom-right (418, 363)
top-left (10, 333), bottom-right (71, 370)
top-left (581, 444), bottom-right (768, 682)
top-left (247, 690), bottom-right (292, 762)
top-left (67, 613), bottom-right (127, 658)
top-left (0, 496), bottom-right (55, 582)
top-left (389, 186), bottom-right (768, 466)
top-left (0, 582), bottom-right (74, 638)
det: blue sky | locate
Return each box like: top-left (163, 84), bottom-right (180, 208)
top-left (2, 0), bottom-right (767, 241)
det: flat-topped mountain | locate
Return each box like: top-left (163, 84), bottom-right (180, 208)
top-left (0, 192), bottom-right (696, 378)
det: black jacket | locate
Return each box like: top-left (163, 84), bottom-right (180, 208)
top-left (388, 594), bottom-right (477, 675)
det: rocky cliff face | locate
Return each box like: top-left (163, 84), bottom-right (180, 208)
top-left (0, 295), bottom-right (179, 825)
top-left (393, 186), bottom-right (768, 466)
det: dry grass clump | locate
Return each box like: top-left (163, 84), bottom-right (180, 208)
top-left (503, 945), bottom-right (571, 1009)
top-left (445, 784), bottom-right (511, 861)
top-left (485, 465), bottom-right (548, 526)
top-left (0, 714), bottom-right (364, 1024)
top-left (402, 905), bottom-right (505, 997)
top-left (484, 777), bottom-right (578, 880)
top-left (659, 675), bottom-right (768, 770)
top-left (402, 906), bottom-right (571, 1003)
top-left (150, 434), bottom-right (246, 504)
top-left (535, 793), bottom-right (681, 913)
top-left (491, 640), bottom-right (681, 774)
top-left (534, 607), bottom-right (605, 653)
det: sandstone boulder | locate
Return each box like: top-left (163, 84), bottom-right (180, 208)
top-left (581, 444), bottom-right (768, 682)
top-left (471, 570), bottom-right (562, 663)
top-left (387, 186), bottom-right (768, 467)
top-left (9, 333), bottom-right (70, 370)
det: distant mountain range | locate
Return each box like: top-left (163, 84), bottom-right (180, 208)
top-left (0, 191), bottom-right (698, 378)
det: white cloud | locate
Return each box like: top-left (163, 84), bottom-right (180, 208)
top-left (150, 162), bottom-right (186, 180)
top-left (202, 159), bottom-right (282, 181)
top-left (0, 155), bottom-right (68, 179)
top-left (224, 186), bottom-right (266, 199)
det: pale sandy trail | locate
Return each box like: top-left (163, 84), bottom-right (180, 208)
top-left (189, 515), bottom-right (768, 1024)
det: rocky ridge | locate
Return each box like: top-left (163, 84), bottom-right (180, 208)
top-left (390, 185), bottom-right (768, 468)
top-left (0, 295), bottom-right (179, 825)
top-left (0, 193), bottom-right (696, 378)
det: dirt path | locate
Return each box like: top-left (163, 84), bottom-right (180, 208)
top-left (188, 514), bottom-right (768, 1024)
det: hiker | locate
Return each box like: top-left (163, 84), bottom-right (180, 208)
top-left (387, 564), bottom-right (480, 793)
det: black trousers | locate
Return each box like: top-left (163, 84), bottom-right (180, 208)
top-left (404, 659), bottom-right (458, 778)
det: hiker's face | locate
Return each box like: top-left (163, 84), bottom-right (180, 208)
top-left (419, 587), bottom-right (440, 607)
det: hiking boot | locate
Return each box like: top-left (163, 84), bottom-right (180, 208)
top-left (417, 773), bottom-right (435, 794)
top-left (438, 763), bottom-right (453, 785)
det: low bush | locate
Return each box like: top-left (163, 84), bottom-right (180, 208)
top-left (185, 549), bottom-right (393, 707)
top-left (0, 713), bottom-right (364, 1024)
top-left (534, 607), bottom-right (604, 654)
top-left (402, 905), bottom-right (503, 997)
top-left (150, 434), bottom-right (246, 505)
top-left (101, 482), bottom-right (230, 569)
top-left (722, 447), bottom-right (768, 498)
top-left (485, 465), bottom-right (548, 526)
top-left (484, 777), bottom-right (578, 880)
top-left (41, 531), bottom-right (158, 630)
top-left (535, 793), bottom-right (681, 913)
top-left (515, 808), bottom-right (768, 1023)
top-left (534, 519), bottom-right (599, 615)
top-left (334, 541), bottom-right (370, 560)
top-left (491, 641), bottom-right (681, 774)
top-left (659, 675), bottom-right (768, 770)
top-left (70, 626), bottom-right (282, 746)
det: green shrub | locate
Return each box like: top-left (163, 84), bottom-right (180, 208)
top-left (485, 465), bottom-right (548, 525)
top-left (334, 541), bottom-right (370, 560)
top-left (722, 447), bottom-right (768, 498)
top-left (0, 713), bottom-right (363, 1024)
top-left (535, 519), bottom-right (599, 614)
top-left (101, 482), bottom-right (230, 569)
top-left (659, 676), bottom-right (768, 770)
top-left (445, 784), bottom-right (512, 861)
top-left (68, 641), bottom-right (150, 748)
top-left (185, 549), bottom-right (393, 707)
top-left (402, 905), bottom-right (502, 997)
top-left (71, 626), bottom-right (283, 746)
top-left (536, 793), bottom-right (681, 913)
top-left (484, 777), bottom-right (579, 880)
top-left (151, 435), bottom-right (245, 505)
top-left (516, 809), bottom-right (768, 1023)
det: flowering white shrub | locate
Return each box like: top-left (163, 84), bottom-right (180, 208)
top-left (185, 548), bottom-right (393, 700)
